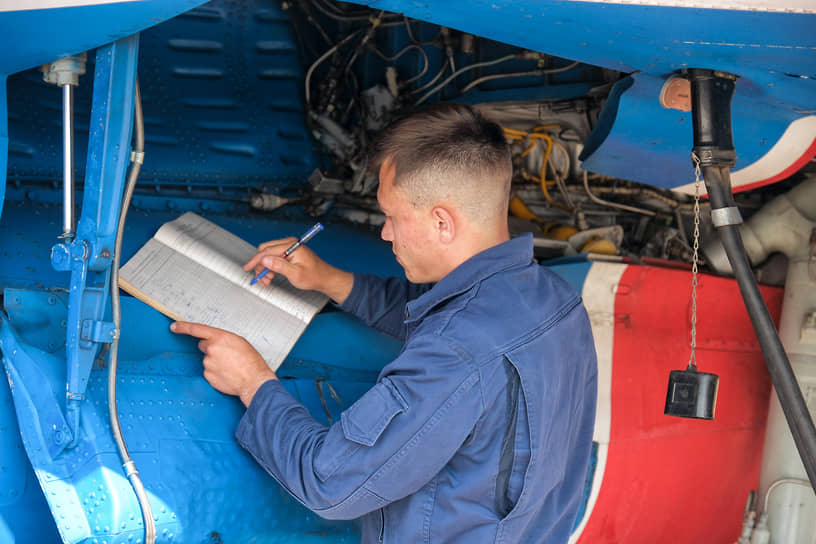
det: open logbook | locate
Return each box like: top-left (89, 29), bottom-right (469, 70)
top-left (119, 212), bottom-right (328, 371)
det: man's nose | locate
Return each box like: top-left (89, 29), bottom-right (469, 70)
top-left (381, 220), bottom-right (393, 241)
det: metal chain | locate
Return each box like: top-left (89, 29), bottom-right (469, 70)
top-left (688, 152), bottom-right (702, 369)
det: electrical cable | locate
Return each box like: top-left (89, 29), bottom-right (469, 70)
top-left (311, 0), bottom-right (402, 23)
top-left (408, 57), bottom-right (449, 95)
top-left (553, 173), bottom-right (575, 210)
top-left (367, 43), bottom-right (429, 86)
top-left (404, 18), bottom-right (439, 46)
top-left (548, 138), bottom-right (572, 180)
top-left (703, 165), bottom-right (816, 491)
top-left (459, 61), bottom-right (580, 95)
top-left (298, 2), bottom-right (333, 47)
top-left (108, 81), bottom-right (155, 544)
top-left (304, 29), bottom-right (363, 105)
top-left (339, 10), bottom-right (385, 79)
top-left (505, 127), bottom-right (572, 213)
top-left (585, 176), bottom-right (684, 209)
top-left (310, 0), bottom-right (375, 22)
top-left (415, 54), bottom-right (518, 105)
top-left (582, 170), bottom-right (656, 216)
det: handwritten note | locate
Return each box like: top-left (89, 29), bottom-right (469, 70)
top-left (120, 212), bottom-right (328, 370)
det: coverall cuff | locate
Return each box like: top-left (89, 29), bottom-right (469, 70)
top-left (336, 272), bottom-right (368, 314)
top-left (237, 378), bottom-right (289, 431)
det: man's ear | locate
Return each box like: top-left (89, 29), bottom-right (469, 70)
top-left (432, 206), bottom-right (455, 244)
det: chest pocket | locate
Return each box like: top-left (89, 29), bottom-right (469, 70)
top-left (315, 378), bottom-right (408, 482)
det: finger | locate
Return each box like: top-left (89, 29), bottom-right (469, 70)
top-left (244, 251), bottom-right (267, 271)
top-left (197, 339), bottom-right (210, 354)
top-left (244, 243), bottom-right (290, 271)
top-left (171, 321), bottom-right (220, 339)
top-left (255, 264), bottom-right (273, 278)
top-left (202, 367), bottom-right (216, 387)
top-left (262, 255), bottom-right (298, 280)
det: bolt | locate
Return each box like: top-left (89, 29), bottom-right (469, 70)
top-left (100, 249), bottom-right (111, 259)
top-left (47, 295), bottom-right (57, 305)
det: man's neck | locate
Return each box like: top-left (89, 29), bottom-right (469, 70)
top-left (437, 225), bottom-right (510, 280)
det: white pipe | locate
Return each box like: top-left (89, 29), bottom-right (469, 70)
top-left (711, 174), bottom-right (816, 543)
top-left (703, 174), bottom-right (816, 273)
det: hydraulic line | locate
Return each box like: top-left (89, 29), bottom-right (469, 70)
top-left (367, 43), bottom-right (429, 86)
top-left (582, 171), bottom-right (656, 216)
top-left (704, 165), bottom-right (816, 490)
top-left (304, 29), bottom-right (364, 105)
top-left (409, 57), bottom-right (449, 95)
top-left (459, 61), bottom-right (580, 95)
top-left (415, 54), bottom-right (517, 105)
top-left (108, 80), bottom-right (156, 544)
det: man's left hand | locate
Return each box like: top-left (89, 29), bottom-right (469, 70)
top-left (170, 321), bottom-right (277, 407)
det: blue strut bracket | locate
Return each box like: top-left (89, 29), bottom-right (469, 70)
top-left (50, 35), bottom-right (139, 448)
top-left (0, 313), bottom-right (74, 461)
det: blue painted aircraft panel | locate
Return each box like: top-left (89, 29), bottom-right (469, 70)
top-left (0, 1), bottom-right (208, 76)
top-left (0, 0), bottom-right (811, 542)
top-left (0, 204), bottom-right (405, 543)
top-left (580, 72), bottom-right (801, 188)
top-left (356, 0), bottom-right (816, 111)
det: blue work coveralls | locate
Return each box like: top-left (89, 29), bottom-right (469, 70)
top-left (236, 233), bottom-right (598, 543)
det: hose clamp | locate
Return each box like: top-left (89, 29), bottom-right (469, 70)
top-left (711, 206), bottom-right (743, 227)
top-left (130, 150), bottom-right (145, 164)
top-left (123, 460), bottom-right (139, 477)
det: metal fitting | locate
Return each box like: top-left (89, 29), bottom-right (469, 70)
top-left (41, 52), bottom-right (87, 87)
top-left (711, 206), bottom-right (743, 227)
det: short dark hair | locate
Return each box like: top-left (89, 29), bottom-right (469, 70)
top-left (368, 103), bottom-right (512, 220)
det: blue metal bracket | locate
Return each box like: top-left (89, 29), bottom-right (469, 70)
top-left (50, 35), bottom-right (139, 448)
top-left (0, 313), bottom-right (73, 460)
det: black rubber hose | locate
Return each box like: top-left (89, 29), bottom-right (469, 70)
top-left (703, 165), bottom-right (816, 490)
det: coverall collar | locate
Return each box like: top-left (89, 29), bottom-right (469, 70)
top-left (405, 232), bottom-right (534, 323)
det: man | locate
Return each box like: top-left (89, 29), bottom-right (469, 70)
top-left (172, 104), bottom-right (598, 543)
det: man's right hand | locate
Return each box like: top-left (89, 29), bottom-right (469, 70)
top-left (244, 237), bottom-right (354, 305)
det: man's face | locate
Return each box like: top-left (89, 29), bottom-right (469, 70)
top-left (377, 161), bottom-right (440, 283)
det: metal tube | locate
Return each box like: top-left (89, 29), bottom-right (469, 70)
top-left (109, 80), bottom-right (155, 544)
top-left (62, 83), bottom-right (75, 238)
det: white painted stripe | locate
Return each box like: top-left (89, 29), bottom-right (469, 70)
top-left (563, 0), bottom-right (816, 14)
top-left (569, 262), bottom-right (627, 543)
top-left (0, 0), bottom-right (138, 12)
top-left (673, 115), bottom-right (816, 195)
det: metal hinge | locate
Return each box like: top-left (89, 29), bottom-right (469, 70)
top-left (80, 319), bottom-right (118, 343)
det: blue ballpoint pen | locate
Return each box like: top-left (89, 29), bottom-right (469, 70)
top-left (250, 222), bottom-right (324, 285)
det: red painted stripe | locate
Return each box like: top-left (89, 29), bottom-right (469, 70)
top-left (576, 265), bottom-right (783, 544)
top-left (733, 135), bottom-right (816, 193)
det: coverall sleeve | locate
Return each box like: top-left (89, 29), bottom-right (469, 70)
top-left (338, 273), bottom-right (431, 340)
top-left (235, 332), bottom-right (482, 520)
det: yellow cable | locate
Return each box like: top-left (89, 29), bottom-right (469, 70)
top-left (509, 195), bottom-right (542, 222)
top-left (504, 126), bottom-right (571, 213)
